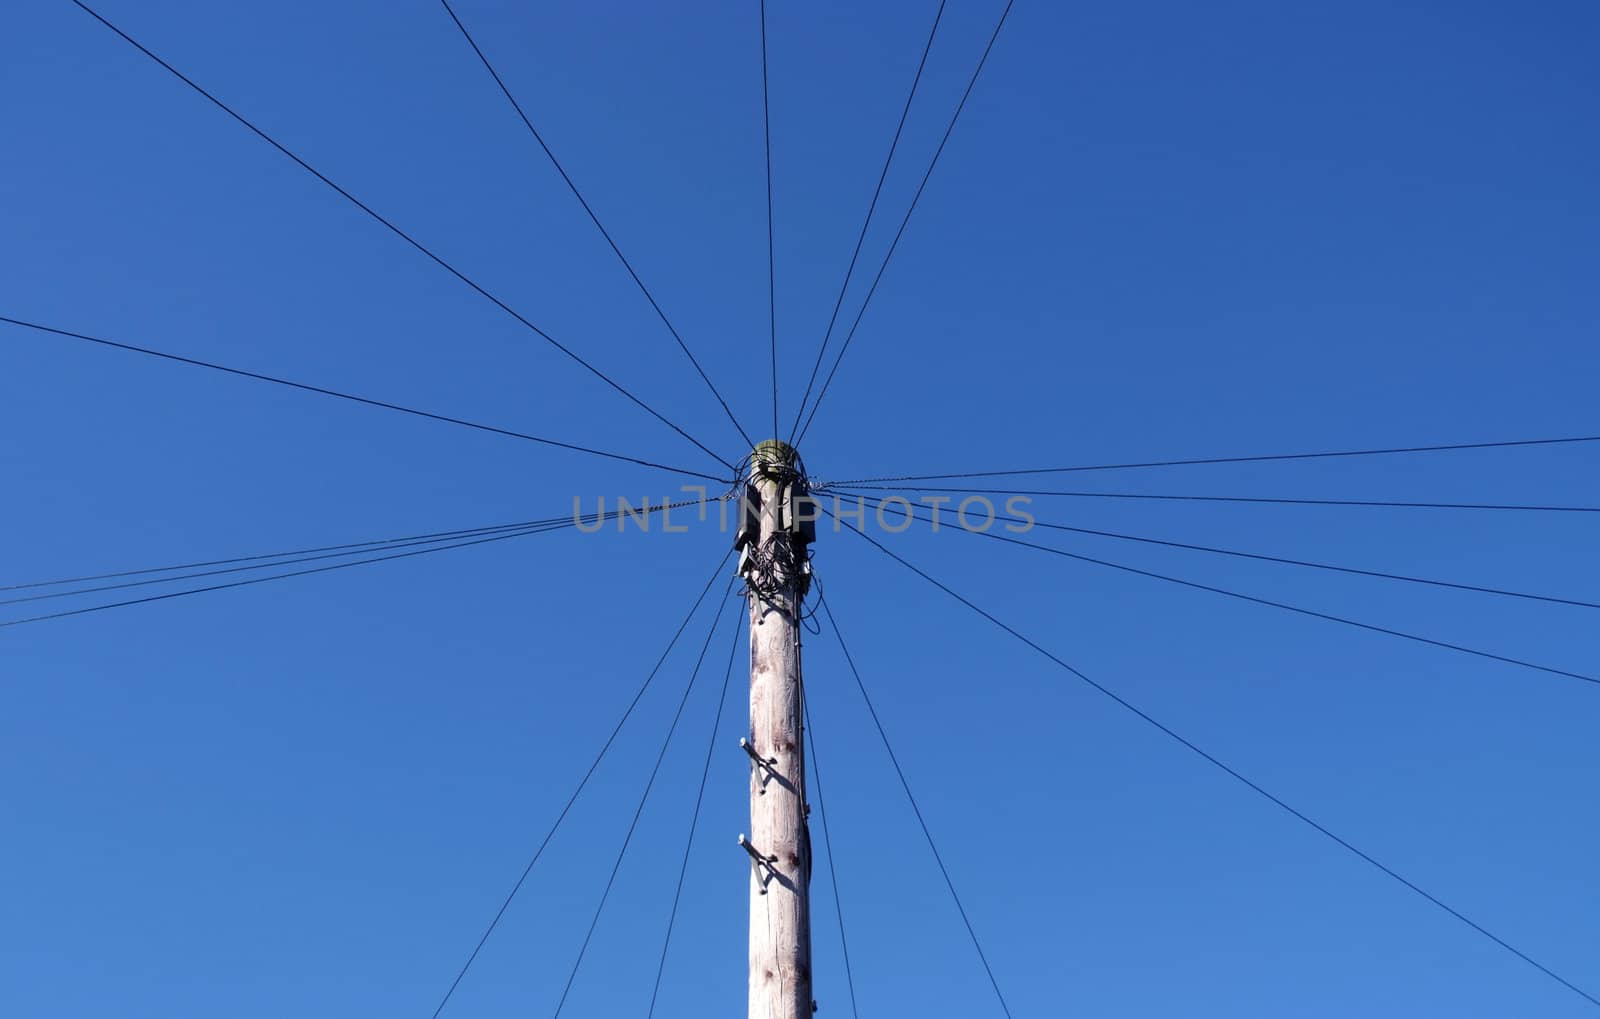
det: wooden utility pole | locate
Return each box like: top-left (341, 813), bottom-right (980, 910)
top-left (738, 439), bottom-right (815, 1019)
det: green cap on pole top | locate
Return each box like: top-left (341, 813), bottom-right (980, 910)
top-left (751, 439), bottom-right (799, 480)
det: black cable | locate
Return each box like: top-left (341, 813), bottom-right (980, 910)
top-left (2, 315), bottom-right (722, 483)
top-left (551, 580), bottom-right (737, 1017)
top-left (2, 524), bottom-right (539, 629)
top-left (1026, 516), bottom-right (1600, 611)
top-left (67, 0), bottom-right (733, 473)
top-left (841, 493), bottom-right (1600, 688)
top-left (0, 518), bottom-right (574, 607)
top-left (424, 548), bottom-right (732, 1019)
top-left (1, 499), bottom-right (698, 630)
top-left (760, 0), bottom-right (779, 440)
top-left (800, 677), bottom-right (861, 1019)
top-left (2, 516), bottom-right (579, 594)
top-left (794, 0), bottom-right (1014, 447)
top-left (647, 597), bottom-right (745, 1017)
top-left (435, 0), bottom-right (754, 453)
top-left (818, 593), bottom-right (1012, 1017)
top-left (823, 492), bottom-right (1600, 611)
top-left (787, 0), bottom-right (948, 446)
top-left (826, 483), bottom-right (1600, 514)
top-left (828, 507), bottom-right (1600, 1011)
top-left (826, 434), bottom-right (1600, 484)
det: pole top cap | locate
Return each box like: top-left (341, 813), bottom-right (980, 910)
top-left (749, 440), bottom-right (799, 479)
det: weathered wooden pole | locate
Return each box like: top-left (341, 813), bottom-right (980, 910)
top-left (738, 439), bottom-right (814, 1019)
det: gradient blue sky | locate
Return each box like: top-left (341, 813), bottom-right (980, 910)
top-left (4, 1), bottom-right (1598, 1016)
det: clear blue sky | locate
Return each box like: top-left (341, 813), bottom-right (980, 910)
top-left (4, 1), bottom-right (1598, 1016)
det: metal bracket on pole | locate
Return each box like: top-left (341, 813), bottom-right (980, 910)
top-left (740, 737), bottom-right (781, 793)
top-left (739, 833), bottom-right (780, 894)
